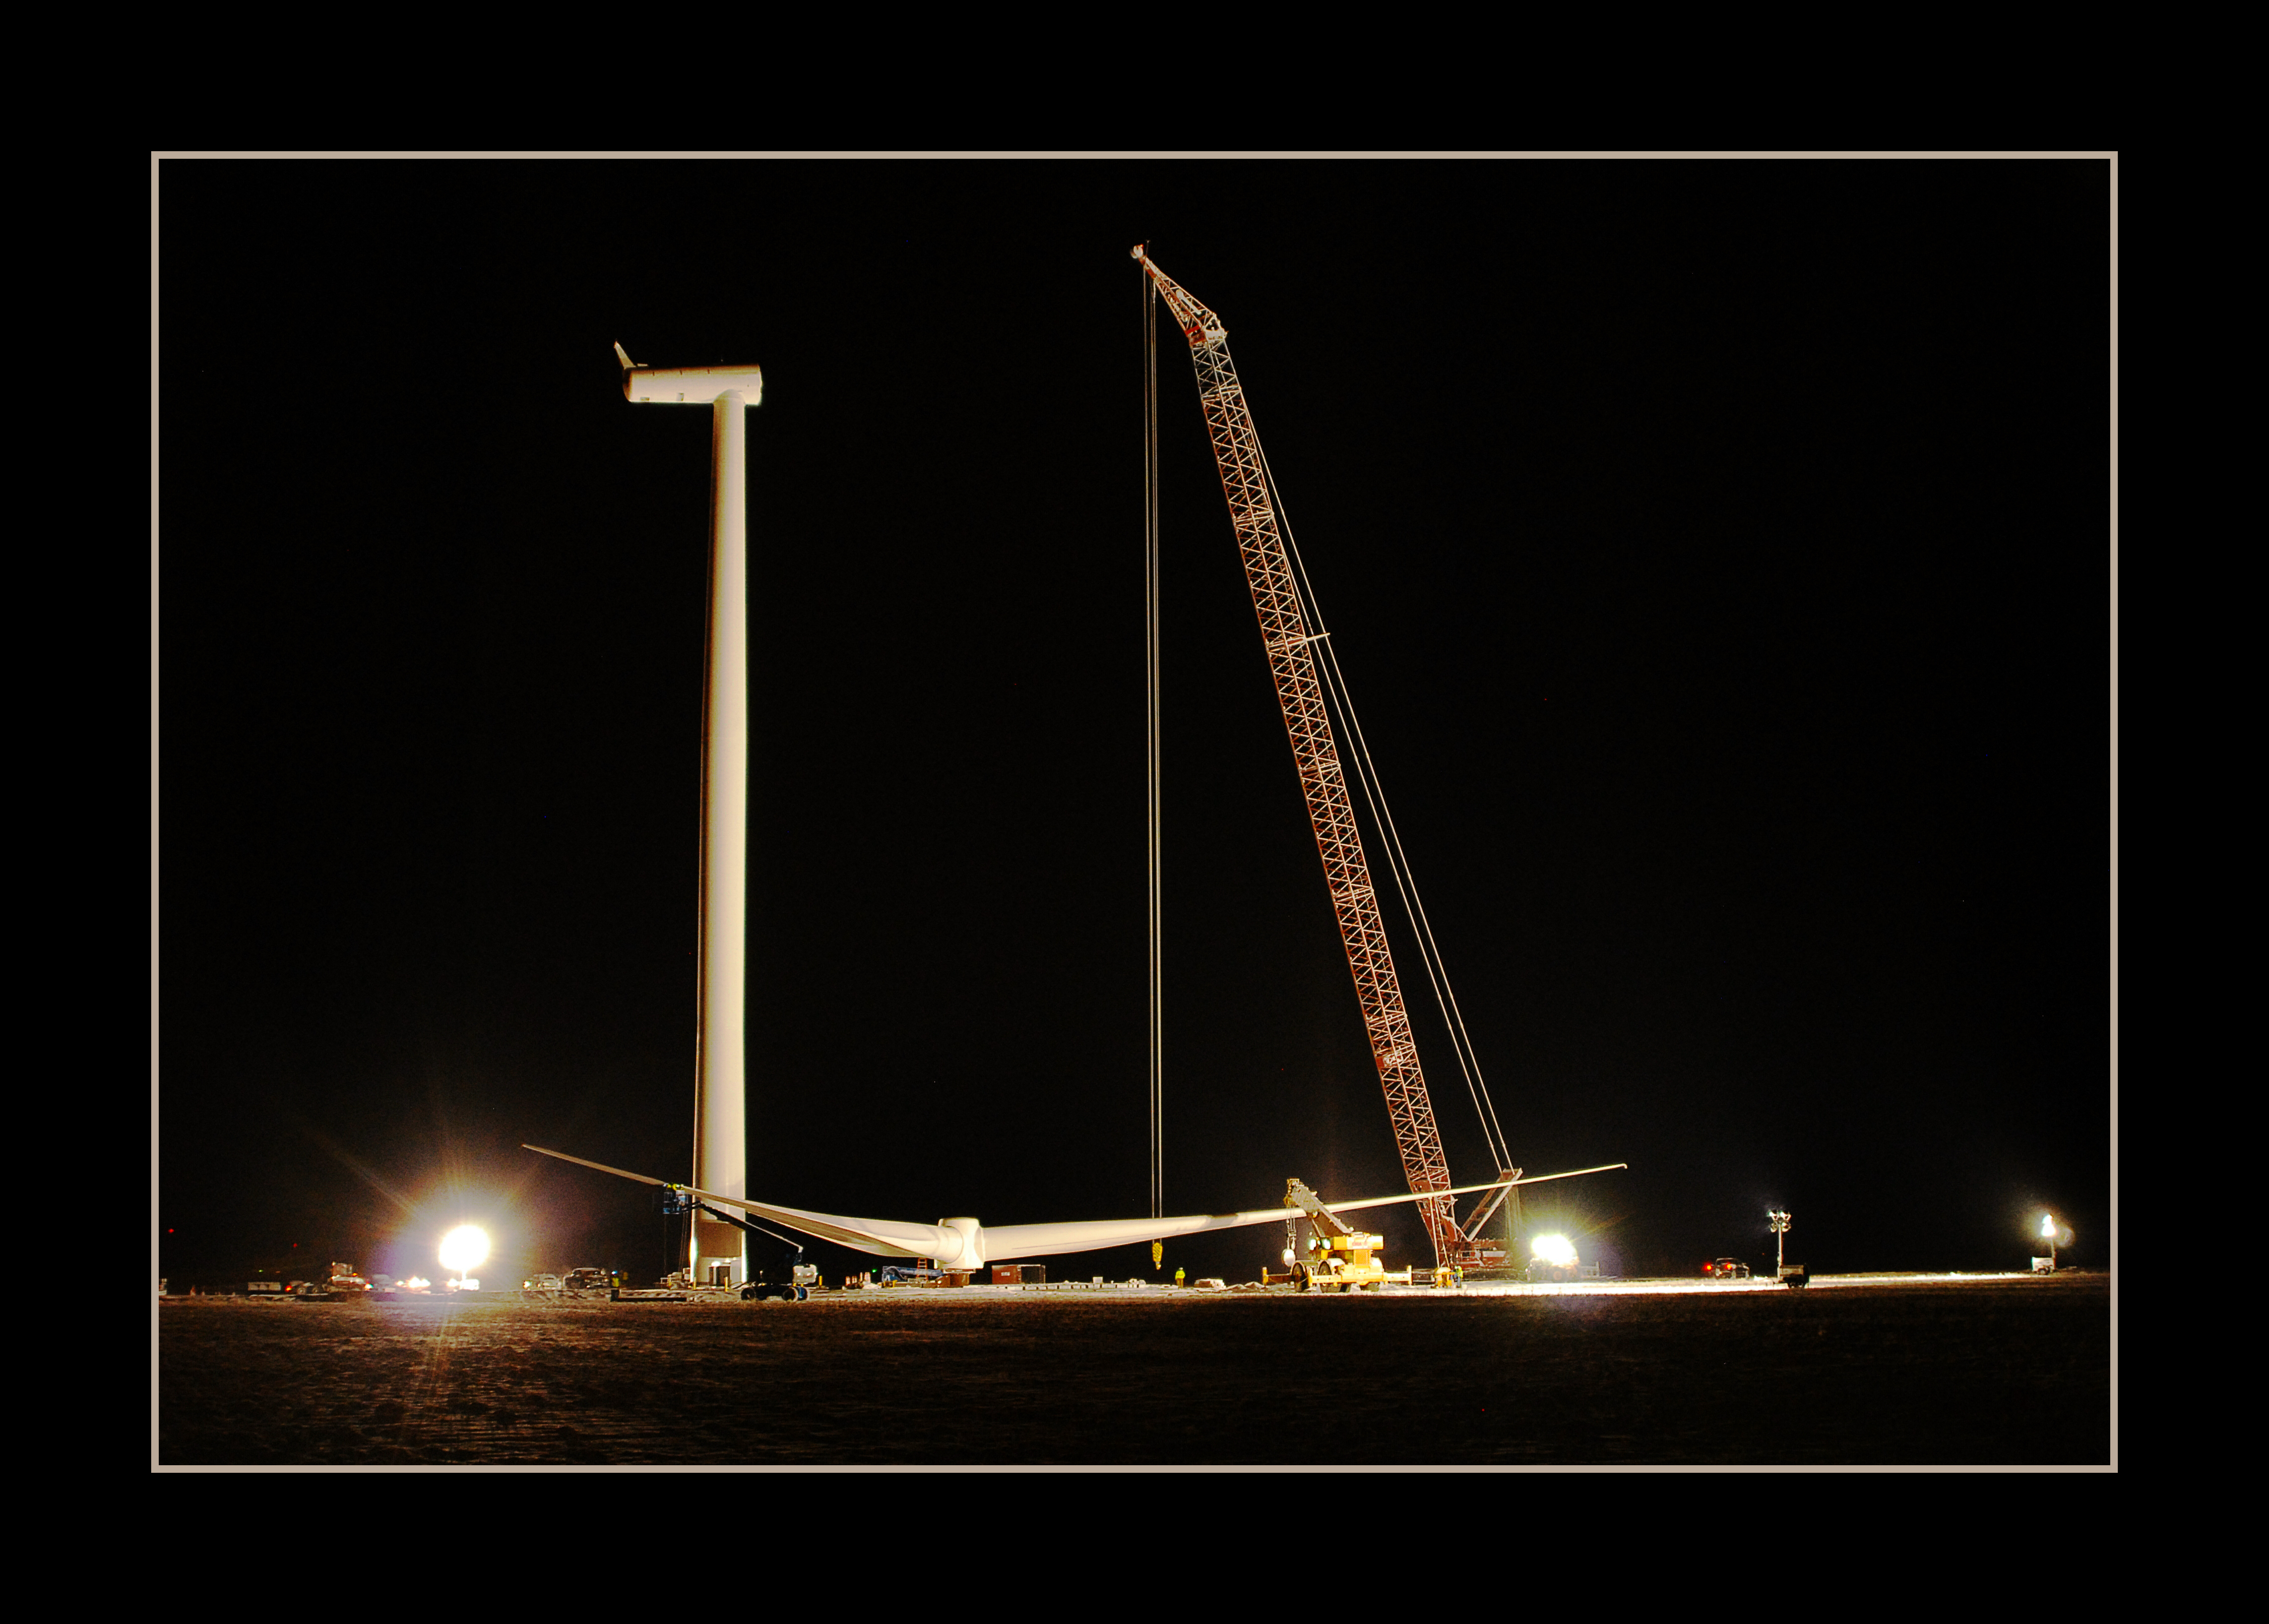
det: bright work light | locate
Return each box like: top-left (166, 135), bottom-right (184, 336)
top-left (439, 1224), bottom-right (490, 1280)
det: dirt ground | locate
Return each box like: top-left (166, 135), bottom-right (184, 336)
top-left (156, 1273), bottom-right (2110, 1467)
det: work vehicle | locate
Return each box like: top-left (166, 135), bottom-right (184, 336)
top-left (1268, 1178), bottom-right (1415, 1292)
top-left (561, 1267), bottom-right (613, 1291)
top-left (873, 1266), bottom-right (944, 1285)
top-left (273, 1262), bottom-right (369, 1300)
top-left (1291, 1232), bottom-right (1407, 1292)
top-left (1703, 1258), bottom-right (1751, 1279)
top-left (522, 1273), bottom-right (563, 1291)
top-left (741, 1262), bottom-right (818, 1302)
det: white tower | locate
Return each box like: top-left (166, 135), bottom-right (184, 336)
top-left (616, 344), bottom-right (763, 1287)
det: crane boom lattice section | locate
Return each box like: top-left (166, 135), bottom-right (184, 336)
top-left (1140, 249), bottom-right (1488, 1267)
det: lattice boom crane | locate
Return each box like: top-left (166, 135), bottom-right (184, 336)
top-left (1137, 246), bottom-right (1509, 1270)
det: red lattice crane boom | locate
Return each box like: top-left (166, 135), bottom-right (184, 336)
top-left (1137, 247), bottom-right (1507, 1270)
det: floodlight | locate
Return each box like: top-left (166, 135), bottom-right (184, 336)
top-left (439, 1224), bottom-right (490, 1280)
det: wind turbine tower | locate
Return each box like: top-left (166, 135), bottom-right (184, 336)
top-left (615, 342), bottom-right (764, 1288)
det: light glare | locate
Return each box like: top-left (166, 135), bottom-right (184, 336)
top-left (439, 1224), bottom-right (491, 1276)
top-left (1531, 1233), bottom-right (1577, 1268)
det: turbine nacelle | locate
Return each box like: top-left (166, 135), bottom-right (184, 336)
top-left (615, 342), bottom-right (764, 407)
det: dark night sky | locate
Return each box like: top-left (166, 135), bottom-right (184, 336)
top-left (157, 157), bottom-right (2111, 1289)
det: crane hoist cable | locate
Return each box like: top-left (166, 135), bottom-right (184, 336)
top-left (1144, 255), bottom-right (1165, 1226)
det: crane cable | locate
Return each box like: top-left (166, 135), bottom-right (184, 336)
top-left (1144, 257), bottom-right (1164, 1225)
top-left (1254, 440), bottom-right (1515, 1179)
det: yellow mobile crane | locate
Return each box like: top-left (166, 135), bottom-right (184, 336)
top-left (1268, 1178), bottom-right (1413, 1292)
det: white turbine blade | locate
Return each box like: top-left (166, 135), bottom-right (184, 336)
top-left (1317, 1164), bottom-right (1628, 1215)
top-left (525, 1144), bottom-right (669, 1185)
top-left (523, 1144), bottom-right (940, 1258)
top-left (523, 1146), bottom-right (1627, 1268)
top-left (1313, 1174), bottom-right (1526, 1216)
top-left (982, 1208), bottom-right (1313, 1262)
top-left (705, 1201), bottom-right (941, 1258)
top-left (668, 1190), bottom-right (942, 1258)
top-left (985, 1175), bottom-right (1531, 1260)
top-left (1499, 1162), bottom-right (1629, 1189)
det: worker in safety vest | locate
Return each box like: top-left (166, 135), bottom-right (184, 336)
top-left (1174, 1267), bottom-right (1185, 1288)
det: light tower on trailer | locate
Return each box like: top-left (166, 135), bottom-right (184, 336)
top-left (616, 342), bottom-right (764, 1289)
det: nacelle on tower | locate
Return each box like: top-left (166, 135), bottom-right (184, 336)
top-left (615, 342), bottom-right (764, 406)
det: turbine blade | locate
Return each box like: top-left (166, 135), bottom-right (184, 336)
top-left (524, 1144), bottom-right (938, 1258)
top-left (521, 1146), bottom-right (1626, 1266)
